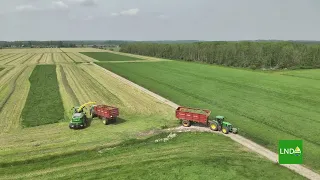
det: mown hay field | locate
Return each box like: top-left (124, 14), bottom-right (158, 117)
top-left (0, 48), bottom-right (177, 165)
top-left (81, 52), bottom-right (142, 61)
top-left (0, 48), bottom-right (309, 179)
top-left (97, 60), bottom-right (320, 172)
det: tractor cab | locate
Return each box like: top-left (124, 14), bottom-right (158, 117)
top-left (214, 115), bottom-right (238, 134)
top-left (69, 102), bottom-right (96, 130)
top-left (69, 112), bottom-right (87, 129)
top-left (215, 115), bottom-right (225, 124)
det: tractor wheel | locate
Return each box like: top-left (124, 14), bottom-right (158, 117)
top-left (182, 120), bottom-right (191, 127)
top-left (209, 121), bottom-right (218, 131)
top-left (222, 126), bottom-right (229, 134)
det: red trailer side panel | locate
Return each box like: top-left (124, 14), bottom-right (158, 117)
top-left (94, 105), bottom-right (119, 119)
top-left (175, 106), bottom-right (211, 125)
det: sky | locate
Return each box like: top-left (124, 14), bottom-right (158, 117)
top-left (0, 0), bottom-right (320, 41)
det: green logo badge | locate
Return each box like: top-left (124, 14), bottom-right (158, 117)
top-left (278, 140), bottom-right (303, 164)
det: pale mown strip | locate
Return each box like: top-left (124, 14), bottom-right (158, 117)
top-left (38, 53), bottom-right (48, 64)
top-left (0, 63), bottom-right (175, 164)
top-left (0, 66), bottom-right (25, 109)
top-left (0, 65), bottom-right (35, 133)
top-left (103, 49), bottom-right (173, 61)
top-left (66, 52), bottom-right (89, 63)
top-left (78, 64), bottom-right (173, 116)
top-left (2, 53), bottom-right (29, 65)
top-left (60, 48), bottom-right (107, 52)
top-left (0, 54), bottom-right (21, 64)
top-left (73, 52), bottom-right (99, 62)
top-left (47, 53), bottom-right (55, 64)
top-left (56, 65), bottom-right (79, 121)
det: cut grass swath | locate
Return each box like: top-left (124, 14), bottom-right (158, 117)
top-left (0, 54), bottom-right (18, 62)
top-left (0, 66), bottom-right (33, 134)
top-left (56, 65), bottom-right (79, 120)
top-left (0, 67), bottom-right (26, 112)
top-left (51, 53), bottom-right (55, 64)
top-left (0, 66), bottom-right (34, 133)
top-left (20, 54), bottom-right (36, 65)
top-left (21, 65), bottom-right (64, 127)
top-left (36, 54), bottom-right (44, 64)
top-left (0, 53), bottom-right (14, 59)
top-left (3, 53), bottom-right (29, 65)
top-left (69, 52), bottom-right (90, 62)
top-left (81, 52), bottom-right (142, 61)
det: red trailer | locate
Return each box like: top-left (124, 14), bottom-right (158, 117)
top-left (91, 105), bottom-right (119, 125)
top-left (175, 106), bottom-right (211, 127)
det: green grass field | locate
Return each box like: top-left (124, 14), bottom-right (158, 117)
top-left (0, 132), bottom-right (305, 180)
top-left (96, 61), bottom-right (320, 172)
top-left (21, 65), bottom-right (64, 127)
top-left (279, 69), bottom-right (320, 80)
top-left (81, 52), bottom-right (142, 61)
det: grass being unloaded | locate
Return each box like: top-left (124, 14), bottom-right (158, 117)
top-left (81, 52), bottom-right (142, 61)
top-left (21, 65), bottom-right (64, 127)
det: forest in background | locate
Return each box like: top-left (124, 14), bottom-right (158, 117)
top-left (119, 41), bottom-right (320, 69)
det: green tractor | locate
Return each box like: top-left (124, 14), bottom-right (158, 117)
top-left (69, 102), bottom-right (96, 129)
top-left (69, 111), bottom-right (88, 129)
top-left (209, 116), bottom-right (238, 134)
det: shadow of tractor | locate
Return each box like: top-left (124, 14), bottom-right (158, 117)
top-left (90, 116), bottom-right (127, 126)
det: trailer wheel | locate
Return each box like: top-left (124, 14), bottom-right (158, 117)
top-left (222, 126), bottom-right (229, 134)
top-left (103, 119), bottom-right (108, 125)
top-left (209, 121), bottom-right (218, 131)
top-left (182, 120), bottom-right (191, 127)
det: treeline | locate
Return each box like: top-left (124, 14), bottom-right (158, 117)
top-left (120, 41), bottom-right (320, 69)
top-left (0, 40), bottom-right (132, 48)
top-left (0, 41), bottom-right (77, 48)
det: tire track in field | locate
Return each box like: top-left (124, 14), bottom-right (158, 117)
top-left (0, 54), bottom-right (20, 63)
top-left (0, 53), bottom-right (14, 59)
top-left (78, 65), bottom-right (123, 105)
top-left (59, 48), bottom-right (77, 63)
top-left (68, 65), bottom-right (119, 104)
top-left (71, 52), bottom-right (90, 62)
top-left (64, 53), bottom-right (77, 63)
top-left (20, 54), bottom-right (37, 65)
top-left (0, 67), bottom-right (27, 112)
top-left (36, 53), bottom-right (44, 64)
top-left (57, 52), bottom-right (70, 63)
top-left (63, 65), bottom-right (92, 101)
top-left (0, 67), bottom-right (14, 81)
top-left (93, 63), bottom-right (320, 180)
top-left (59, 65), bottom-right (79, 105)
top-left (53, 53), bottom-right (65, 63)
top-left (0, 65), bottom-right (35, 133)
top-left (3, 54), bottom-right (29, 65)
top-left (51, 53), bottom-right (55, 64)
